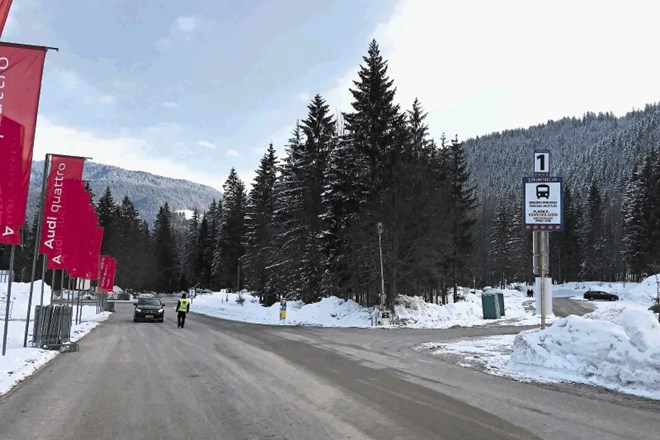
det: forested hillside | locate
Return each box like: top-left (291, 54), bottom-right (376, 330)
top-left (26, 161), bottom-right (222, 224)
top-left (467, 104), bottom-right (660, 285)
top-left (5, 41), bottom-right (660, 305)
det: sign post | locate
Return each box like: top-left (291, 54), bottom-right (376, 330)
top-left (524, 150), bottom-right (562, 329)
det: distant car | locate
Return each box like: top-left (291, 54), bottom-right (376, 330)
top-left (133, 297), bottom-right (165, 322)
top-left (583, 291), bottom-right (619, 301)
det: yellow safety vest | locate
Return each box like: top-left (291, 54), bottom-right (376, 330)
top-left (177, 298), bottom-right (190, 312)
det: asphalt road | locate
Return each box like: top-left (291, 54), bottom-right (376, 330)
top-left (552, 297), bottom-right (596, 317)
top-left (0, 301), bottom-right (658, 440)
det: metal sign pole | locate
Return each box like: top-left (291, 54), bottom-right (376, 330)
top-left (2, 246), bottom-right (16, 355)
top-left (540, 231), bottom-right (547, 329)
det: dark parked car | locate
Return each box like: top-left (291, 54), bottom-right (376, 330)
top-left (583, 290), bottom-right (619, 301)
top-left (133, 297), bottom-right (165, 322)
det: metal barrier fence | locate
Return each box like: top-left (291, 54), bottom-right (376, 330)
top-left (0, 269), bottom-right (10, 283)
top-left (0, 297), bottom-right (13, 318)
top-left (32, 305), bottom-right (73, 348)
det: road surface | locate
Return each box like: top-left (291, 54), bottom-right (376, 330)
top-left (0, 301), bottom-right (657, 440)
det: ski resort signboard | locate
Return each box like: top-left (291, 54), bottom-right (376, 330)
top-left (523, 176), bottom-right (563, 231)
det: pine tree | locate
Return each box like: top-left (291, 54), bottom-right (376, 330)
top-left (152, 202), bottom-right (180, 292)
top-left (580, 181), bottom-right (607, 280)
top-left (207, 199), bottom-right (223, 289)
top-left (196, 216), bottom-right (212, 288)
top-left (270, 96), bottom-right (336, 303)
top-left (322, 39), bottom-right (404, 307)
top-left (488, 200), bottom-right (512, 286)
top-left (96, 187), bottom-right (115, 252)
top-left (441, 136), bottom-right (477, 300)
top-left (243, 144), bottom-right (278, 304)
top-left (557, 186), bottom-right (581, 282)
top-left (182, 209), bottom-right (201, 286)
top-left (213, 169), bottom-right (246, 291)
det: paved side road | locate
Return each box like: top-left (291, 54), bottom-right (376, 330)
top-left (552, 297), bottom-right (596, 317)
top-left (0, 303), bottom-right (657, 440)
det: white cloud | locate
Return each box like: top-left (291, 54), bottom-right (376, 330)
top-left (198, 140), bottom-right (217, 149)
top-left (162, 101), bottom-right (179, 109)
top-left (33, 116), bottom-right (225, 191)
top-left (175, 16), bottom-right (199, 33)
top-left (298, 92), bottom-right (311, 102)
top-left (226, 149), bottom-right (240, 157)
top-left (324, 0), bottom-right (660, 140)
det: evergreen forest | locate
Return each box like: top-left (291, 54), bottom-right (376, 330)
top-left (3, 40), bottom-right (660, 309)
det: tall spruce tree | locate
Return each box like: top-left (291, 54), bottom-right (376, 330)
top-left (152, 202), bottom-right (180, 292)
top-left (208, 199), bottom-right (223, 289)
top-left (182, 209), bottom-right (201, 286)
top-left (441, 136), bottom-right (477, 301)
top-left (270, 96), bottom-right (336, 303)
top-left (322, 39), bottom-right (404, 307)
top-left (213, 169), bottom-right (246, 291)
top-left (243, 144), bottom-right (278, 304)
top-left (580, 181), bottom-right (607, 280)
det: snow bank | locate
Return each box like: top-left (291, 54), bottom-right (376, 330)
top-left (509, 310), bottom-right (660, 395)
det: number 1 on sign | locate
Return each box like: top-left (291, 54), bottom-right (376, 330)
top-left (534, 151), bottom-right (550, 174)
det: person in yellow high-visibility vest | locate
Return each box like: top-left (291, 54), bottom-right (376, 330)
top-left (176, 293), bottom-right (191, 328)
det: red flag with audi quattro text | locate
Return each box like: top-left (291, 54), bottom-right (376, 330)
top-left (99, 256), bottom-right (117, 292)
top-left (0, 42), bottom-right (47, 238)
top-left (47, 181), bottom-right (90, 270)
top-left (39, 155), bottom-right (85, 258)
top-left (0, 0), bottom-right (12, 38)
top-left (98, 255), bottom-right (112, 292)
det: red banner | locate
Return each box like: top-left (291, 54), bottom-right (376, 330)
top-left (67, 205), bottom-right (100, 279)
top-left (0, 223), bottom-right (19, 244)
top-left (0, 0), bottom-right (12, 37)
top-left (108, 257), bottom-right (117, 291)
top-left (0, 43), bottom-right (47, 229)
top-left (46, 181), bottom-right (90, 270)
top-left (39, 155), bottom-right (85, 258)
top-left (98, 255), bottom-right (111, 292)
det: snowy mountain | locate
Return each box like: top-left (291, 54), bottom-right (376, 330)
top-left (27, 161), bottom-right (222, 224)
top-left (464, 103), bottom-right (660, 202)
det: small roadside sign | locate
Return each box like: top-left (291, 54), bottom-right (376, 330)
top-left (523, 176), bottom-right (563, 231)
top-left (534, 150), bottom-right (550, 174)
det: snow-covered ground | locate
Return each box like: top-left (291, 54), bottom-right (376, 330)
top-left (0, 281), bottom-right (110, 396)
top-left (2, 277), bottom-right (659, 400)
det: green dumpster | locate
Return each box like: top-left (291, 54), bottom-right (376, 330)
top-left (496, 292), bottom-right (505, 316)
top-left (482, 293), bottom-right (501, 319)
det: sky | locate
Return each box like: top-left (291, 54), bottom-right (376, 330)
top-left (4, 1), bottom-right (660, 192)
top-left (2, 277), bottom-right (659, 400)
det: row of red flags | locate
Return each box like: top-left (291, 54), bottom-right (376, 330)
top-left (0, 0), bottom-right (116, 292)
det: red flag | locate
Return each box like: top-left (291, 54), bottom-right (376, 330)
top-left (83, 226), bottom-right (103, 280)
top-left (98, 255), bottom-right (110, 292)
top-left (107, 257), bottom-right (117, 291)
top-left (0, 223), bottom-right (18, 244)
top-left (67, 205), bottom-right (98, 278)
top-left (0, 0), bottom-right (12, 38)
top-left (47, 182), bottom-right (90, 270)
top-left (39, 155), bottom-right (85, 257)
top-left (0, 43), bottom-right (47, 228)
top-left (98, 255), bottom-right (118, 292)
